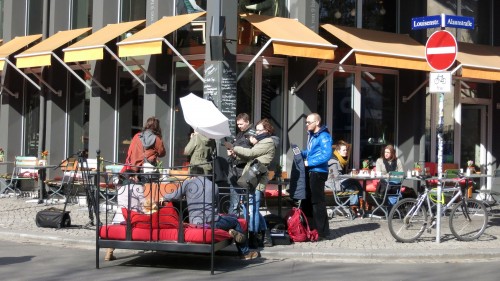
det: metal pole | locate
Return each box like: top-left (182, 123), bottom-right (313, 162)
top-left (436, 92), bottom-right (444, 243)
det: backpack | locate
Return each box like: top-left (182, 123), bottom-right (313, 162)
top-left (286, 207), bottom-right (318, 242)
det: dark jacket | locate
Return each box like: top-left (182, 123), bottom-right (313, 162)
top-left (289, 144), bottom-right (306, 200)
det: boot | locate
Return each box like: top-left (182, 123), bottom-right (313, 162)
top-left (263, 229), bottom-right (273, 247)
top-left (350, 206), bottom-right (358, 217)
top-left (248, 232), bottom-right (259, 249)
top-left (104, 248), bottom-right (116, 261)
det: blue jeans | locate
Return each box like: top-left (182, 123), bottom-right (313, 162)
top-left (227, 186), bottom-right (241, 216)
top-left (215, 215), bottom-right (250, 255)
top-left (246, 190), bottom-right (267, 233)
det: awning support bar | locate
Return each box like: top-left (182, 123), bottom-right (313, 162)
top-left (317, 65), bottom-right (340, 90)
top-left (74, 62), bottom-right (112, 94)
top-left (104, 45), bottom-right (146, 88)
top-left (402, 78), bottom-right (429, 103)
top-left (339, 49), bottom-right (355, 65)
top-left (162, 38), bottom-right (204, 83)
top-left (128, 57), bottom-right (167, 91)
top-left (0, 85), bottom-right (19, 98)
top-left (293, 60), bottom-right (325, 93)
top-left (4, 59), bottom-right (41, 91)
top-left (51, 52), bottom-right (111, 94)
top-left (237, 39), bottom-right (274, 82)
top-left (26, 68), bottom-right (62, 96)
top-left (450, 64), bottom-right (462, 75)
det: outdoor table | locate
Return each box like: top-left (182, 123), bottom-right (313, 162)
top-left (337, 174), bottom-right (389, 209)
top-left (21, 165), bottom-right (57, 204)
top-left (267, 178), bottom-right (290, 217)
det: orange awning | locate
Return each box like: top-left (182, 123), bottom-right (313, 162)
top-left (457, 42), bottom-right (500, 81)
top-left (15, 27), bottom-right (91, 68)
top-left (117, 12), bottom-right (205, 57)
top-left (64, 20), bottom-right (145, 62)
top-left (0, 35), bottom-right (42, 70)
top-left (321, 24), bottom-right (432, 71)
top-left (243, 14), bottom-right (335, 60)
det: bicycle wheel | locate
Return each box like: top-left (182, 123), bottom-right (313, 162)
top-left (388, 198), bottom-right (428, 243)
top-left (449, 199), bottom-right (488, 241)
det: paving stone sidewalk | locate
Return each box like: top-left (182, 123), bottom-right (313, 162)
top-left (1, 196), bottom-right (500, 263)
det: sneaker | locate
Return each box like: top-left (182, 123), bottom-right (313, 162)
top-left (229, 229), bottom-right (246, 243)
top-left (241, 251), bottom-right (259, 260)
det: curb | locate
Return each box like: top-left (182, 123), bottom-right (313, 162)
top-left (3, 229), bottom-right (500, 263)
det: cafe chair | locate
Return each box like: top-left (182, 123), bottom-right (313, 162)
top-left (478, 169), bottom-right (500, 213)
top-left (46, 158), bottom-right (79, 202)
top-left (368, 171), bottom-right (405, 219)
top-left (6, 156), bottom-right (39, 197)
top-left (330, 188), bottom-right (358, 220)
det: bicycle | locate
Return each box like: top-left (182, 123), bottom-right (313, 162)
top-left (387, 174), bottom-right (488, 243)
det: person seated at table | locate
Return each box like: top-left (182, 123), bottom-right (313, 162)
top-left (163, 167), bottom-right (259, 260)
top-left (374, 144), bottom-right (404, 207)
top-left (325, 140), bottom-right (363, 217)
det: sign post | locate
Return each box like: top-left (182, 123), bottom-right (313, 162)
top-left (413, 13), bottom-right (471, 244)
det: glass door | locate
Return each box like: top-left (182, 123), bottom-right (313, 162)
top-left (460, 105), bottom-right (487, 173)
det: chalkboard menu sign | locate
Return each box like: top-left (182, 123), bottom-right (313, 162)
top-left (203, 61), bottom-right (237, 137)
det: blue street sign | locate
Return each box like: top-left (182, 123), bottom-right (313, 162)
top-left (444, 15), bottom-right (474, 29)
top-left (411, 15), bottom-right (441, 30)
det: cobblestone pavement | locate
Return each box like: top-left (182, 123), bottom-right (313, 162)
top-left (1, 196), bottom-right (500, 263)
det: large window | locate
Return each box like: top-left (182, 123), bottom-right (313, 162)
top-left (172, 61), bottom-right (204, 167)
top-left (24, 83), bottom-right (40, 156)
top-left (360, 73), bottom-right (396, 165)
top-left (68, 73), bottom-right (89, 154)
top-left (117, 76), bottom-right (143, 162)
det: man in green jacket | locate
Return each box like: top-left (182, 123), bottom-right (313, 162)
top-left (184, 132), bottom-right (215, 175)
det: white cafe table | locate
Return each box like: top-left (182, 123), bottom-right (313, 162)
top-left (21, 165), bottom-right (57, 204)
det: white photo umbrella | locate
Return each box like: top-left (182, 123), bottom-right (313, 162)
top-left (180, 93), bottom-right (231, 140)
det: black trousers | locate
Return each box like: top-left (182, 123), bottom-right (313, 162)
top-left (302, 171), bottom-right (329, 237)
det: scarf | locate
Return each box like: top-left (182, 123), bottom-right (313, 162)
top-left (256, 132), bottom-right (270, 142)
top-left (333, 150), bottom-right (348, 169)
top-left (383, 159), bottom-right (397, 172)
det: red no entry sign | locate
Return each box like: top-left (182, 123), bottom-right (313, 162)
top-left (425, 30), bottom-right (457, 71)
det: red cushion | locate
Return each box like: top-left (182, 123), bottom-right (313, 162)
top-left (365, 180), bottom-right (379, 192)
top-left (158, 203), bottom-right (179, 229)
top-left (265, 189), bottom-right (279, 197)
top-left (121, 202), bottom-right (179, 229)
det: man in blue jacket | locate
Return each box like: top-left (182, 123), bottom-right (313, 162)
top-left (301, 113), bottom-right (333, 240)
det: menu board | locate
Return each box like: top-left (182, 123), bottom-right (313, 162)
top-left (203, 61), bottom-right (237, 136)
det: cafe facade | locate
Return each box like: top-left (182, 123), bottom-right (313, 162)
top-left (0, 0), bottom-right (499, 182)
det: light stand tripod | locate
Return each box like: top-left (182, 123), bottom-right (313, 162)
top-left (76, 151), bottom-right (97, 228)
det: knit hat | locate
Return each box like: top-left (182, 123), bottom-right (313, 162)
top-left (245, 129), bottom-right (257, 137)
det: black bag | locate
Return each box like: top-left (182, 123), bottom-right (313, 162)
top-left (36, 207), bottom-right (71, 228)
top-left (237, 159), bottom-right (268, 190)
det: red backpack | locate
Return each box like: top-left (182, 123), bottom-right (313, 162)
top-left (286, 207), bottom-right (318, 242)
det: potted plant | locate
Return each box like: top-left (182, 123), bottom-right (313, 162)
top-left (467, 160), bottom-right (475, 173)
top-left (413, 162), bottom-right (422, 175)
top-left (361, 159), bottom-right (370, 175)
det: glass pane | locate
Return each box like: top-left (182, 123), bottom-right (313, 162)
top-left (236, 62), bottom-right (255, 126)
top-left (117, 77), bottom-right (143, 163)
top-left (332, 71), bottom-right (353, 145)
top-left (177, 0), bottom-right (206, 14)
top-left (68, 72), bottom-right (90, 154)
top-left (261, 65), bottom-right (283, 171)
top-left (360, 73), bottom-right (396, 166)
top-left (460, 81), bottom-right (491, 99)
top-left (72, 0), bottom-right (92, 28)
top-left (319, 0), bottom-right (356, 27)
top-left (0, 0), bottom-right (4, 38)
top-left (316, 70), bottom-right (327, 122)
top-left (24, 83), bottom-right (40, 156)
top-left (362, 0), bottom-right (395, 32)
top-left (121, 0), bottom-right (146, 21)
top-left (27, 0), bottom-right (43, 35)
top-left (461, 105), bottom-right (484, 169)
top-left (442, 92), bottom-right (454, 163)
top-left (173, 61), bottom-right (204, 167)
top-left (238, 0), bottom-right (285, 17)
